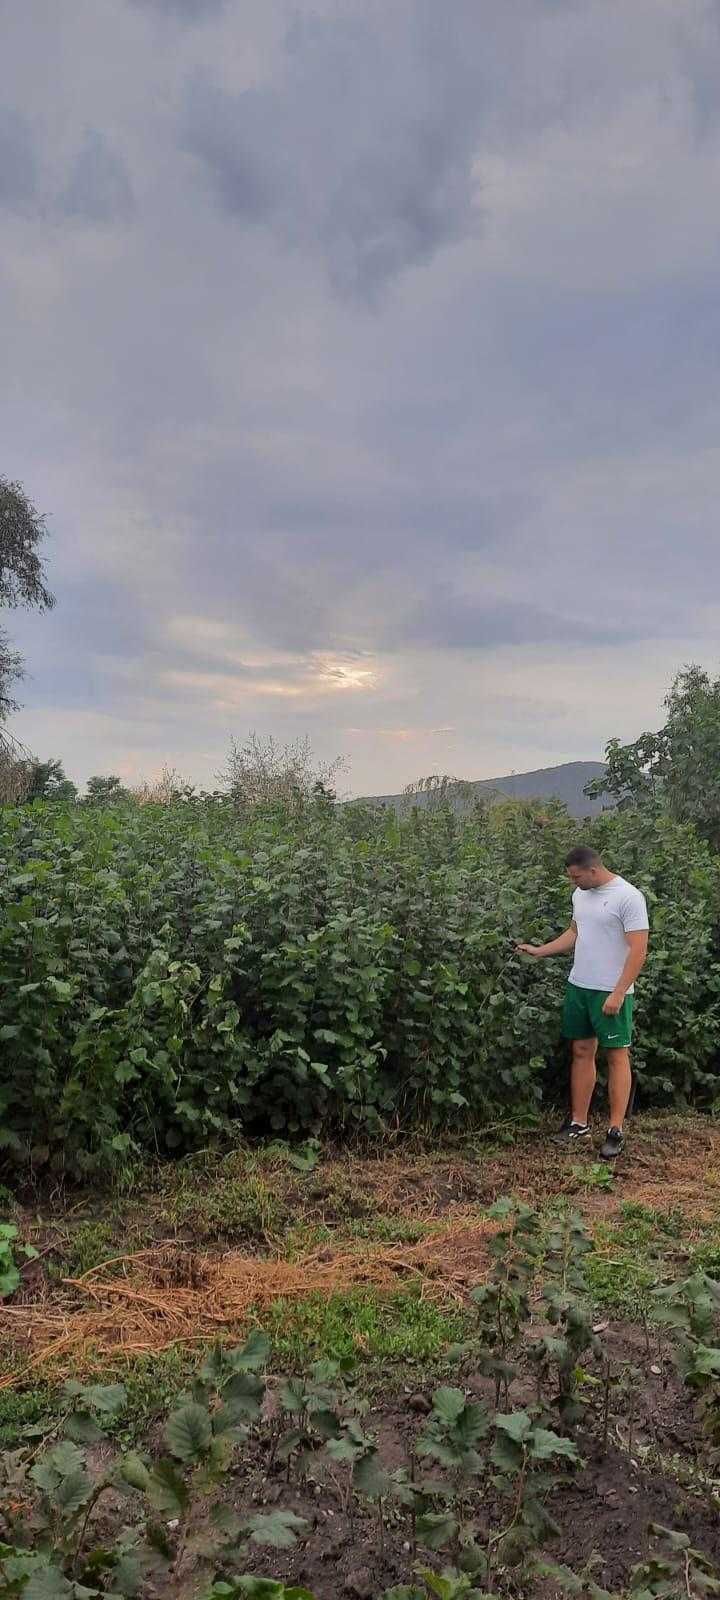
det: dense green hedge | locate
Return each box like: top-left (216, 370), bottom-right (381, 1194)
top-left (1, 796), bottom-right (719, 1177)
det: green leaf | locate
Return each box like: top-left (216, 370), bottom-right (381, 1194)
top-left (430, 1387), bottom-right (466, 1426)
top-left (353, 1448), bottom-right (390, 1499)
top-left (0, 1264), bottom-right (20, 1297)
top-left (121, 1453), bottom-right (152, 1491)
top-left (146, 1458), bottom-right (190, 1517)
top-left (416, 1511), bottom-right (459, 1551)
top-left (63, 1410), bottom-right (105, 1446)
top-left (164, 1402), bottom-right (212, 1462)
top-left (30, 1461), bottom-right (60, 1494)
top-left (529, 1427), bottom-right (579, 1464)
top-left (494, 1411), bottom-right (532, 1444)
top-left (242, 1510), bottom-right (310, 1548)
top-left (278, 1376), bottom-right (305, 1414)
top-left (227, 1329), bottom-right (271, 1371)
top-left (222, 1371), bottom-right (265, 1418)
top-left (24, 1570), bottom-right (74, 1600)
top-left (48, 1440), bottom-right (86, 1476)
top-left (80, 1382), bottom-right (127, 1415)
top-left (52, 1468), bottom-right (92, 1516)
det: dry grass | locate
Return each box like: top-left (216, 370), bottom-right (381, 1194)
top-left (5, 1115), bottom-right (720, 1389)
top-left (0, 1219), bottom-right (497, 1386)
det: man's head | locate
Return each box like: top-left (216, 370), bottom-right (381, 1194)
top-left (564, 845), bottom-right (608, 889)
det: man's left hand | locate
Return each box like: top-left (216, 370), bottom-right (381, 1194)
top-left (602, 991), bottom-right (624, 1016)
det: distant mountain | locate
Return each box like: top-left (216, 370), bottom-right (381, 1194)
top-left (359, 761), bottom-right (608, 819)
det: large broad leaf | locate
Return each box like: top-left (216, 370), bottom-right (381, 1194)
top-left (309, 1407), bottom-right (341, 1440)
top-left (211, 1503), bottom-right (244, 1540)
top-left (226, 1329), bottom-right (271, 1372)
top-left (48, 1440), bottom-right (86, 1476)
top-left (326, 1433), bottom-right (363, 1464)
top-left (221, 1371), bottom-right (264, 1418)
top-left (164, 1402), bottom-right (212, 1462)
top-left (146, 1458), bottom-right (190, 1517)
top-left (30, 1461), bottom-right (60, 1495)
top-left (278, 1377), bottom-right (305, 1415)
top-left (529, 1427), bottom-right (579, 1464)
top-left (241, 1510), bottom-right (310, 1549)
top-left (453, 1403), bottom-right (489, 1450)
top-left (232, 1581), bottom-right (317, 1598)
top-left (52, 1468), bottom-right (92, 1517)
top-left (111, 1549), bottom-right (146, 1598)
top-left (494, 1412), bottom-right (532, 1444)
top-left (80, 1382), bottom-right (127, 1415)
top-left (416, 1511), bottom-right (459, 1551)
top-left (431, 1387), bottom-right (466, 1426)
top-left (120, 1454), bottom-right (151, 1492)
top-left (353, 1449), bottom-right (390, 1500)
top-left (382, 1589), bottom-right (425, 1600)
top-left (64, 1411), bottom-right (105, 1446)
top-left (0, 1264), bottom-right (20, 1297)
top-left (23, 1568), bottom-right (74, 1600)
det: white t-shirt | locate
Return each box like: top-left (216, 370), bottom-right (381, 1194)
top-left (569, 875), bottom-right (649, 993)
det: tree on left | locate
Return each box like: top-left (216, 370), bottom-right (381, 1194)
top-left (0, 475), bottom-right (55, 787)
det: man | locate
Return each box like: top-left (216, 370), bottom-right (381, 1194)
top-left (517, 845), bottom-right (649, 1157)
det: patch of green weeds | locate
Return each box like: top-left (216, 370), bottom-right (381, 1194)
top-left (0, 1382), bottom-right (55, 1447)
top-left (585, 1204), bottom-right (688, 1319)
top-left (263, 1285), bottom-right (469, 1374)
top-left (570, 1162), bottom-right (615, 1192)
top-left (165, 1171), bottom-right (288, 1243)
top-left (104, 1347), bottom-right (198, 1444)
top-left (344, 1214), bottom-right (428, 1244)
top-left (689, 1234), bottom-right (720, 1279)
top-left (278, 1221), bottom-right (335, 1261)
top-left (62, 1220), bottom-right (116, 1277)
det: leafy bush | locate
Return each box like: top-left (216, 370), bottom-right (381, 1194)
top-left (1, 795), bottom-right (719, 1177)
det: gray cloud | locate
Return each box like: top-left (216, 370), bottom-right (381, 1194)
top-left (2, 0), bottom-right (720, 791)
top-left (129, 0), bottom-right (226, 17)
top-left (60, 129), bottom-right (135, 223)
top-left (180, 4), bottom-right (489, 298)
top-left (0, 107), bottom-right (38, 212)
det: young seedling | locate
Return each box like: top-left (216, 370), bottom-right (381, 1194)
top-left (470, 1198), bottom-right (542, 1408)
top-left (415, 1386), bottom-right (490, 1565)
top-left (272, 1357), bottom-right (350, 1482)
top-left (487, 1409), bottom-right (579, 1576)
top-left (652, 1271), bottom-right (720, 1446)
top-left (530, 1211), bottom-right (603, 1423)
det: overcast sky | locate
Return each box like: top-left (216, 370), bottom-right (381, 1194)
top-left (2, 0), bottom-right (720, 795)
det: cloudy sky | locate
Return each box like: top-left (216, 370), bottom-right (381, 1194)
top-left (2, 0), bottom-right (720, 795)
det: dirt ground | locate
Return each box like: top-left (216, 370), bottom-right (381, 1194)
top-left (3, 1113), bottom-right (720, 1597)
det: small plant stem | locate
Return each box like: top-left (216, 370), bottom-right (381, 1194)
top-left (487, 1447), bottom-right (528, 1572)
top-left (73, 1482), bottom-right (113, 1574)
top-left (602, 1361), bottom-right (611, 1457)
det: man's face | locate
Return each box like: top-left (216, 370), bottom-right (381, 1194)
top-left (567, 864), bottom-right (602, 890)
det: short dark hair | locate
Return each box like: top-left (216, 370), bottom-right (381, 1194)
top-left (565, 846), bottom-right (602, 869)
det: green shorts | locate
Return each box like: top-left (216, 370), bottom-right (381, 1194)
top-left (562, 982), bottom-right (633, 1050)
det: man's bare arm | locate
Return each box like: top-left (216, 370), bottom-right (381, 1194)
top-left (602, 930), bottom-right (649, 1014)
top-left (517, 922), bottom-right (577, 960)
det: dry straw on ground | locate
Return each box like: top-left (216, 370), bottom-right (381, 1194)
top-left (1, 1219), bottom-right (496, 1387)
top-left (4, 1120), bottom-right (720, 1389)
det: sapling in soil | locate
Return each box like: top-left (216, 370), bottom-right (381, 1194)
top-left (530, 1211), bottom-right (603, 1423)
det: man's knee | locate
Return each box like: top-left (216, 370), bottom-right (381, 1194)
top-left (572, 1038), bottom-right (597, 1060)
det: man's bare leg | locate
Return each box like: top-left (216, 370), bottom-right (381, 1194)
top-left (606, 1048), bottom-right (632, 1130)
top-left (571, 1038), bottom-right (597, 1125)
